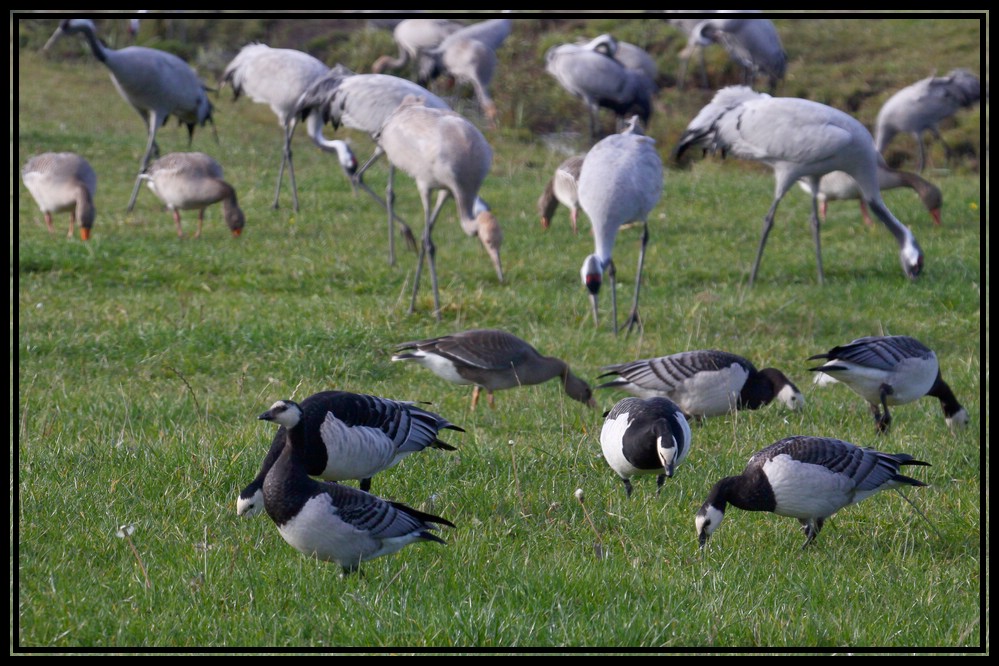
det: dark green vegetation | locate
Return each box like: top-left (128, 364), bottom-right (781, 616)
top-left (15, 14), bottom-right (984, 650)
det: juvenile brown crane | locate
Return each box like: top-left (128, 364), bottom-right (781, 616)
top-left (375, 98), bottom-right (504, 320)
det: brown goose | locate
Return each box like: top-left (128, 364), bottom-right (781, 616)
top-left (538, 153), bottom-right (584, 234)
top-left (21, 152), bottom-right (97, 240)
top-left (392, 328), bottom-right (597, 410)
top-left (140, 152), bottom-right (245, 238)
top-left (798, 167), bottom-right (942, 228)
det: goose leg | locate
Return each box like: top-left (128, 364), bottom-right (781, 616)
top-left (876, 384), bottom-right (894, 433)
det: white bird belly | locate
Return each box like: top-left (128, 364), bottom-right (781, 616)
top-left (763, 455), bottom-right (854, 519)
top-left (277, 495), bottom-right (379, 565)
top-left (674, 366), bottom-right (747, 417)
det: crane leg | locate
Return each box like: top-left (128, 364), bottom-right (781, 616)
top-left (608, 259), bottom-right (619, 336)
top-left (623, 222), bottom-right (649, 337)
top-left (276, 124), bottom-right (299, 211)
top-left (386, 167), bottom-right (396, 266)
top-left (128, 118), bottom-right (161, 213)
top-left (809, 193), bottom-right (825, 285)
top-left (410, 191), bottom-right (448, 321)
top-left (749, 197), bottom-right (781, 286)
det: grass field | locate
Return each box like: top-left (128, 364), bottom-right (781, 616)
top-left (14, 13), bottom-right (985, 651)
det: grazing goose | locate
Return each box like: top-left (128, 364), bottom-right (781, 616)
top-left (595, 349), bottom-right (804, 421)
top-left (140, 152), bottom-right (245, 238)
top-left (875, 68), bottom-right (982, 172)
top-left (538, 153), bottom-right (585, 234)
top-left (600, 397), bottom-right (691, 497)
top-left (808, 335), bottom-right (968, 433)
top-left (674, 85), bottom-right (924, 285)
top-left (239, 390), bottom-right (462, 518)
top-left (391, 328), bottom-right (597, 410)
top-left (797, 167), bottom-right (943, 228)
top-left (258, 398), bottom-right (456, 574)
top-left (21, 152), bottom-right (97, 240)
top-left (696, 435), bottom-right (930, 549)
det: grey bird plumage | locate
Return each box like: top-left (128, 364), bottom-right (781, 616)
top-left (578, 120), bottom-right (663, 335)
top-left (674, 85), bottom-right (924, 285)
top-left (875, 68), bottom-right (981, 172)
top-left (22, 152), bottom-right (98, 241)
top-left (375, 98), bottom-right (504, 320)
top-left (220, 43), bottom-right (330, 211)
top-left (257, 393), bottom-right (458, 574)
top-left (238, 390), bottom-right (461, 519)
top-left (596, 349), bottom-right (804, 420)
top-left (44, 18), bottom-right (214, 213)
top-left (696, 436), bottom-right (930, 549)
top-left (294, 66), bottom-right (453, 265)
top-left (808, 335), bottom-right (969, 433)
top-left (392, 328), bottom-right (597, 410)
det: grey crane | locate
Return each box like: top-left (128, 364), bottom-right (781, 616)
top-left (43, 18), bottom-right (214, 213)
top-left (578, 119), bottom-right (663, 335)
top-left (545, 39), bottom-right (657, 139)
top-left (674, 86), bottom-right (924, 285)
top-left (874, 68), bottom-right (981, 172)
top-left (294, 66), bottom-right (453, 266)
top-left (797, 167), bottom-right (943, 228)
top-left (538, 153), bottom-right (585, 234)
top-left (688, 18), bottom-right (787, 93)
top-left (21, 152), bottom-right (98, 241)
top-left (375, 98), bottom-right (504, 321)
top-left (220, 43), bottom-right (330, 212)
top-left (416, 18), bottom-right (512, 124)
top-left (580, 34), bottom-right (659, 89)
top-left (372, 17), bottom-right (464, 78)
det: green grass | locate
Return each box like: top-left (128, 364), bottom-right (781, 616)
top-left (14, 14), bottom-right (985, 651)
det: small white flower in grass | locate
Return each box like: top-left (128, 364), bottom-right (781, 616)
top-left (574, 488), bottom-right (585, 503)
top-left (116, 524), bottom-right (136, 538)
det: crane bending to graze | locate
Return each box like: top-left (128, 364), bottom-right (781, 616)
top-left (416, 18), bottom-right (512, 124)
top-left (295, 66), bottom-right (454, 265)
top-left (375, 98), bottom-right (504, 321)
top-left (43, 18), bottom-right (215, 213)
top-left (875, 68), bottom-right (982, 172)
top-left (674, 86), bottom-right (923, 285)
top-left (372, 18), bottom-right (464, 78)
